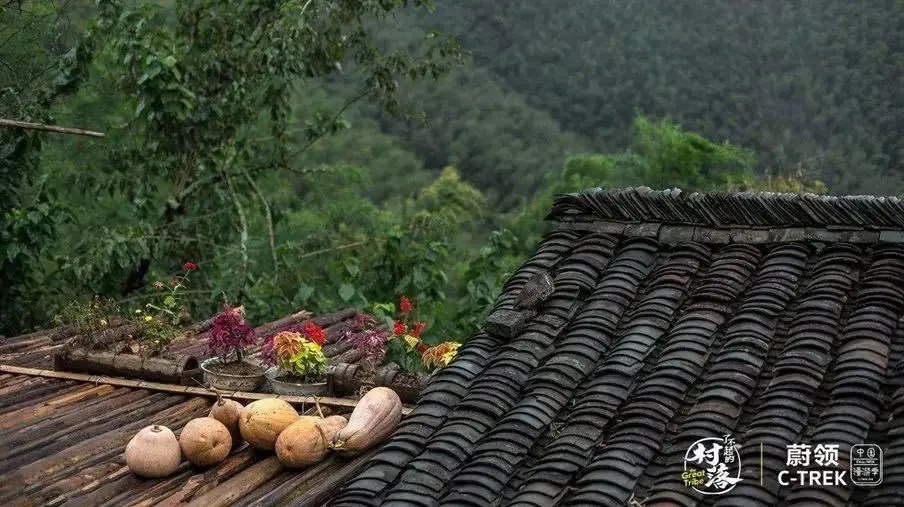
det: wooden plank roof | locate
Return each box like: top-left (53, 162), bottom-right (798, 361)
top-left (330, 188), bottom-right (904, 507)
top-left (0, 307), bottom-right (386, 506)
top-left (0, 372), bottom-right (375, 506)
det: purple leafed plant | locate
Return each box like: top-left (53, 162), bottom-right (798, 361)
top-left (346, 312), bottom-right (390, 363)
top-left (208, 304), bottom-right (255, 363)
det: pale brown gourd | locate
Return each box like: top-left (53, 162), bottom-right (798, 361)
top-left (239, 398), bottom-right (299, 450)
top-left (331, 387), bottom-right (402, 454)
top-left (208, 391), bottom-right (244, 444)
top-left (179, 417), bottom-right (233, 466)
top-left (275, 415), bottom-right (348, 467)
top-left (125, 424), bottom-right (182, 478)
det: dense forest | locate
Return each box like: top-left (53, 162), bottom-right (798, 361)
top-left (2, 0), bottom-right (902, 342)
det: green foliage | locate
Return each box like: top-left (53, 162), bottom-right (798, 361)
top-left (384, 336), bottom-right (427, 374)
top-left (53, 295), bottom-right (120, 348)
top-left (283, 340), bottom-right (328, 382)
top-left (417, 0), bottom-right (904, 194)
top-left (2, 0), bottom-right (879, 346)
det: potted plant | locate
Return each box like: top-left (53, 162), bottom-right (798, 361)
top-left (51, 261), bottom-right (202, 383)
top-left (200, 303), bottom-right (265, 391)
top-left (133, 261), bottom-right (197, 356)
top-left (261, 321), bottom-right (328, 395)
top-left (421, 341), bottom-right (461, 372)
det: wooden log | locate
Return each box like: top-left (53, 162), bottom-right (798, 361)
top-left (331, 347), bottom-right (364, 365)
top-left (0, 364), bottom-right (412, 414)
top-left (323, 319), bottom-right (354, 345)
top-left (252, 309), bottom-right (313, 337)
top-left (321, 339), bottom-right (354, 358)
top-left (185, 456), bottom-right (284, 507)
top-left (52, 349), bottom-right (200, 384)
top-left (0, 118), bottom-right (105, 138)
top-left (327, 363), bottom-right (360, 396)
top-left (374, 363), bottom-right (400, 385)
top-left (310, 308), bottom-right (357, 328)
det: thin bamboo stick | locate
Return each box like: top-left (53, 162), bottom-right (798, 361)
top-left (0, 364), bottom-right (412, 414)
top-left (0, 119), bottom-right (105, 138)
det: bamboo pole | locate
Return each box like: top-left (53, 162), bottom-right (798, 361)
top-left (0, 364), bottom-right (412, 414)
top-left (0, 119), bottom-right (105, 138)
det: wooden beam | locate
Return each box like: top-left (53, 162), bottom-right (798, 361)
top-left (0, 364), bottom-right (412, 414)
top-left (0, 119), bottom-right (105, 138)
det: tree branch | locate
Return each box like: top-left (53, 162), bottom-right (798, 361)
top-left (0, 118), bottom-right (105, 138)
top-left (285, 89), bottom-right (374, 171)
top-left (221, 156), bottom-right (250, 304)
top-left (241, 168), bottom-right (278, 274)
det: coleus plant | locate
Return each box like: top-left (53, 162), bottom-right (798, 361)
top-left (208, 303), bottom-right (256, 364)
top-left (262, 321), bottom-right (328, 382)
top-left (421, 341), bottom-right (461, 372)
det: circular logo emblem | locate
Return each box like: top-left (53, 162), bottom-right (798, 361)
top-left (682, 435), bottom-right (743, 495)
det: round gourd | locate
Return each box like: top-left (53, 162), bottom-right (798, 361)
top-left (179, 417), bottom-right (233, 466)
top-left (208, 394), bottom-right (244, 443)
top-left (239, 398), bottom-right (299, 450)
top-left (276, 415), bottom-right (347, 468)
top-left (125, 425), bottom-right (182, 478)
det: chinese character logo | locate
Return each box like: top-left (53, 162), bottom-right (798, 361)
top-left (683, 434), bottom-right (743, 495)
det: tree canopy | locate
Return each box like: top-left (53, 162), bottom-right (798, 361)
top-left (1, 0), bottom-right (896, 341)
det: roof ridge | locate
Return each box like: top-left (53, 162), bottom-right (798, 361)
top-left (547, 186), bottom-right (904, 229)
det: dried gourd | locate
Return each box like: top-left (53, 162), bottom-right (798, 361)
top-left (239, 398), bottom-right (299, 450)
top-left (180, 417), bottom-right (232, 466)
top-left (331, 387), bottom-right (402, 454)
top-left (275, 415), bottom-right (347, 467)
top-left (125, 425), bottom-right (182, 478)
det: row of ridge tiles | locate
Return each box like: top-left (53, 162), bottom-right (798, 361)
top-left (547, 187), bottom-right (904, 228)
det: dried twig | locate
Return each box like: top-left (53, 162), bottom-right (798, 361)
top-left (313, 395), bottom-right (325, 419)
top-left (0, 118), bottom-right (105, 138)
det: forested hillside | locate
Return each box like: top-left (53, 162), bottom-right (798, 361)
top-left (1, 0), bottom-right (901, 341)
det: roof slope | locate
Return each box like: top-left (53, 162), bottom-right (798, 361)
top-left (330, 188), bottom-right (904, 507)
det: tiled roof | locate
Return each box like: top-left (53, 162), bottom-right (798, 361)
top-left (330, 188), bottom-right (904, 507)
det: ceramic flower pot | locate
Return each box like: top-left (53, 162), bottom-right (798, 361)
top-left (200, 357), bottom-right (266, 392)
top-left (265, 367), bottom-right (328, 396)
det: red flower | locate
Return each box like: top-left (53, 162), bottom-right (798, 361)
top-left (304, 320), bottom-right (326, 346)
top-left (412, 321), bottom-right (427, 338)
top-left (400, 296), bottom-right (412, 314)
top-left (393, 320), bottom-right (407, 336)
top-left (183, 261), bottom-right (197, 271)
top-left (169, 277), bottom-right (182, 287)
top-left (416, 342), bottom-right (428, 353)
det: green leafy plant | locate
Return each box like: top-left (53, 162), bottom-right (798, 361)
top-left (134, 261), bottom-right (196, 355)
top-left (380, 296), bottom-right (429, 374)
top-left (53, 295), bottom-right (121, 349)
